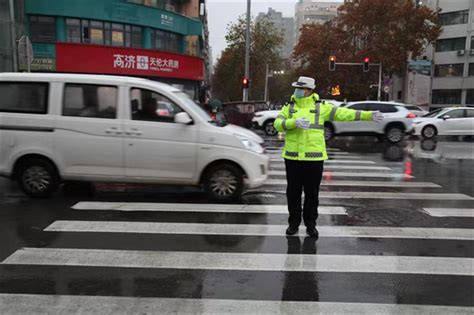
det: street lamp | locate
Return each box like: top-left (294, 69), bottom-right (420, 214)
top-left (264, 64), bottom-right (285, 103)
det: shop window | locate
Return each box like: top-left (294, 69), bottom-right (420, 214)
top-left (151, 29), bottom-right (182, 53)
top-left (90, 21), bottom-right (104, 45)
top-left (29, 16), bottom-right (56, 43)
top-left (435, 37), bottom-right (466, 52)
top-left (66, 19), bottom-right (141, 48)
top-left (63, 84), bottom-right (117, 119)
top-left (0, 82), bottom-right (49, 114)
top-left (66, 19), bottom-right (81, 43)
top-left (467, 90), bottom-right (474, 106)
top-left (432, 90), bottom-right (462, 105)
top-left (434, 64), bottom-right (464, 77)
top-left (438, 10), bottom-right (469, 26)
top-left (469, 64), bottom-right (474, 76)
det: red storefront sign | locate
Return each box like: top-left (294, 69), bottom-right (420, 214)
top-left (56, 43), bottom-right (204, 81)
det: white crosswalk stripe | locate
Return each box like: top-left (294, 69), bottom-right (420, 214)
top-left (269, 170), bottom-right (413, 178)
top-left (1, 295), bottom-right (471, 315)
top-left (72, 202), bottom-right (347, 215)
top-left (264, 179), bottom-right (441, 188)
top-left (270, 165), bottom-right (392, 171)
top-left (5, 248), bottom-right (472, 275)
top-left (43, 221), bottom-right (474, 240)
top-left (423, 208), bottom-right (474, 217)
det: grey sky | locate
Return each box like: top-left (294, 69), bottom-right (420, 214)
top-left (207, 0), bottom-right (343, 65)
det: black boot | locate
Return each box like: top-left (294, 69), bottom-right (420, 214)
top-left (306, 227), bottom-right (319, 238)
top-left (285, 226), bottom-right (299, 236)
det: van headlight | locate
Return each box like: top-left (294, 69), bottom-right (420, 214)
top-left (235, 135), bottom-right (264, 154)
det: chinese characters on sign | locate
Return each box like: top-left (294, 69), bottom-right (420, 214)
top-left (113, 54), bottom-right (180, 72)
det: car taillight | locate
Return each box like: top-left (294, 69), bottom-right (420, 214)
top-left (406, 113), bottom-right (417, 118)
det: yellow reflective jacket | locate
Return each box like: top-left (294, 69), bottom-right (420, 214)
top-left (274, 93), bottom-right (373, 161)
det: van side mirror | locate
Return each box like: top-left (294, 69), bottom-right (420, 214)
top-left (174, 112), bottom-right (193, 125)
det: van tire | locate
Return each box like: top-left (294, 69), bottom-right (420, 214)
top-left (17, 158), bottom-right (60, 198)
top-left (204, 163), bottom-right (243, 203)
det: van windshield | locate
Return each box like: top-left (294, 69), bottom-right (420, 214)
top-left (173, 91), bottom-right (213, 122)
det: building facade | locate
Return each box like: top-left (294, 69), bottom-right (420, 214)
top-left (430, 0), bottom-right (474, 108)
top-left (294, 0), bottom-right (341, 47)
top-left (256, 8), bottom-right (294, 60)
top-left (1, 0), bottom-right (209, 100)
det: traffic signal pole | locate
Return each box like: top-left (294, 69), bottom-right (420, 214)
top-left (243, 0), bottom-right (251, 102)
top-left (331, 61), bottom-right (383, 101)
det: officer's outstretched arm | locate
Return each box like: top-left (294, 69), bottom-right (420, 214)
top-left (325, 104), bottom-right (373, 122)
top-left (274, 104), bottom-right (297, 132)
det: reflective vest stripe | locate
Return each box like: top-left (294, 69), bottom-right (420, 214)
top-left (329, 107), bottom-right (338, 121)
top-left (289, 103), bottom-right (295, 118)
top-left (305, 152), bottom-right (324, 158)
top-left (355, 110), bottom-right (361, 121)
top-left (282, 119), bottom-right (288, 130)
top-left (285, 151), bottom-right (298, 157)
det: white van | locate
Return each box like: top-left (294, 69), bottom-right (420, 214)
top-left (0, 73), bottom-right (269, 202)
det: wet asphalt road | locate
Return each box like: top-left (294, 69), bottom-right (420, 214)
top-left (0, 137), bottom-right (473, 314)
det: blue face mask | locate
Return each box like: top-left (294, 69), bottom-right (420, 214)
top-left (294, 89), bottom-right (305, 98)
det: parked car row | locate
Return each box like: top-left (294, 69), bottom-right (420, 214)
top-left (251, 100), bottom-right (473, 142)
top-left (0, 73), bottom-right (269, 201)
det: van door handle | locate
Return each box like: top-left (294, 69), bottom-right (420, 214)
top-left (105, 127), bottom-right (122, 134)
top-left (125, 129), bottom-right (142, 136)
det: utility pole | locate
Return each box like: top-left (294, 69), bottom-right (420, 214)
top-left (264, 63), bottom-right (269, 102)
top-left (243, 0), bottom-right (251, 102)
top-left (9, 0), bottom-right (18, 72)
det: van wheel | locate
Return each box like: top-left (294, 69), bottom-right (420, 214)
top-left (17, 159), bottom-right (59, 198)
top-left (204, 164), bottom-right (243, 202)
top-left (263, 119), bottom-right (277, 136)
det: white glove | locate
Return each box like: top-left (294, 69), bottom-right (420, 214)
top-left (372, 111), bottom-right (384, 123)
top-left (295, 117), bottom-right (310, 129)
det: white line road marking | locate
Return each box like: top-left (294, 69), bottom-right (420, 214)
top-left (270, 159), bottom-right (372, 163)
top-left (271, 159), bottom-right (377, 164)
top-left (44, 221), bottom-right (474, 240)
top-left (269, 170), bottom-right (413, 179)
top-left (4, 248), bottom-right (472, 275)
top-left (423, 208), bottom-right (474, 217)
top-left (1, 295), bottom-right (470, 315)
top-left (271, 165), bottom-right (393, 171)
top-left (264, 179), bottom-right (441, 188)
top-left (259, 191), bottom-right (471, 200)
top-left (71, 202), bottom-right (346, 215)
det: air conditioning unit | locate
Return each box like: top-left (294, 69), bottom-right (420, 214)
top-left (165, 4), bottom-right (175, 12)
top-left (469, 49), bottom-right (474, 56)
top-left (457, 50), bottom-right (465, 56)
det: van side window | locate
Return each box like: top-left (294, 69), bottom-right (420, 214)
top-left (63, 84), bottom-right (117, 119)
top-left (130, 88), bottom-right (183, 123)
top-left (0, 82), bottom-right (48, 114)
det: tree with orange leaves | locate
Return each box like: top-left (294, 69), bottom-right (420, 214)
top-left (293, 0), bottom-right (441, 100)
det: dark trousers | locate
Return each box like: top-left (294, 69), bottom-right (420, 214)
top-left (284, 159), bottom-right (324, 229)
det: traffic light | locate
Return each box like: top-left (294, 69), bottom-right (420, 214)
top-left (363, 57), bottom-right (370, 72)
top-left (329, 55), bottom-right (336, 71)
top-left (242, 77), bottom-right (250, 88)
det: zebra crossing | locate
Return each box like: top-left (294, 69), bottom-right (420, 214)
top-left (0, 145), bottom-right (473, 313)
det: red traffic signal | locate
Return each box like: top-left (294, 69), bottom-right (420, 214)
top-left (329, 55), bottom-right (336, 71)
top-left (363, 57), bottom-right (370, 72)
top-left (242, 77), bottom-right (250, 88)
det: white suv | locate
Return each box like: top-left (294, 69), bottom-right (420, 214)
top-left (252, 99), bottom-right (344, 136)
top-left (325, 101), bottom-right (416, 143)
top-left (0, 73), bottom-right (269, 202)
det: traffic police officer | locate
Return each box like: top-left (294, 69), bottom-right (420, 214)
top-left (274, 76), bottom-right (383, 237)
